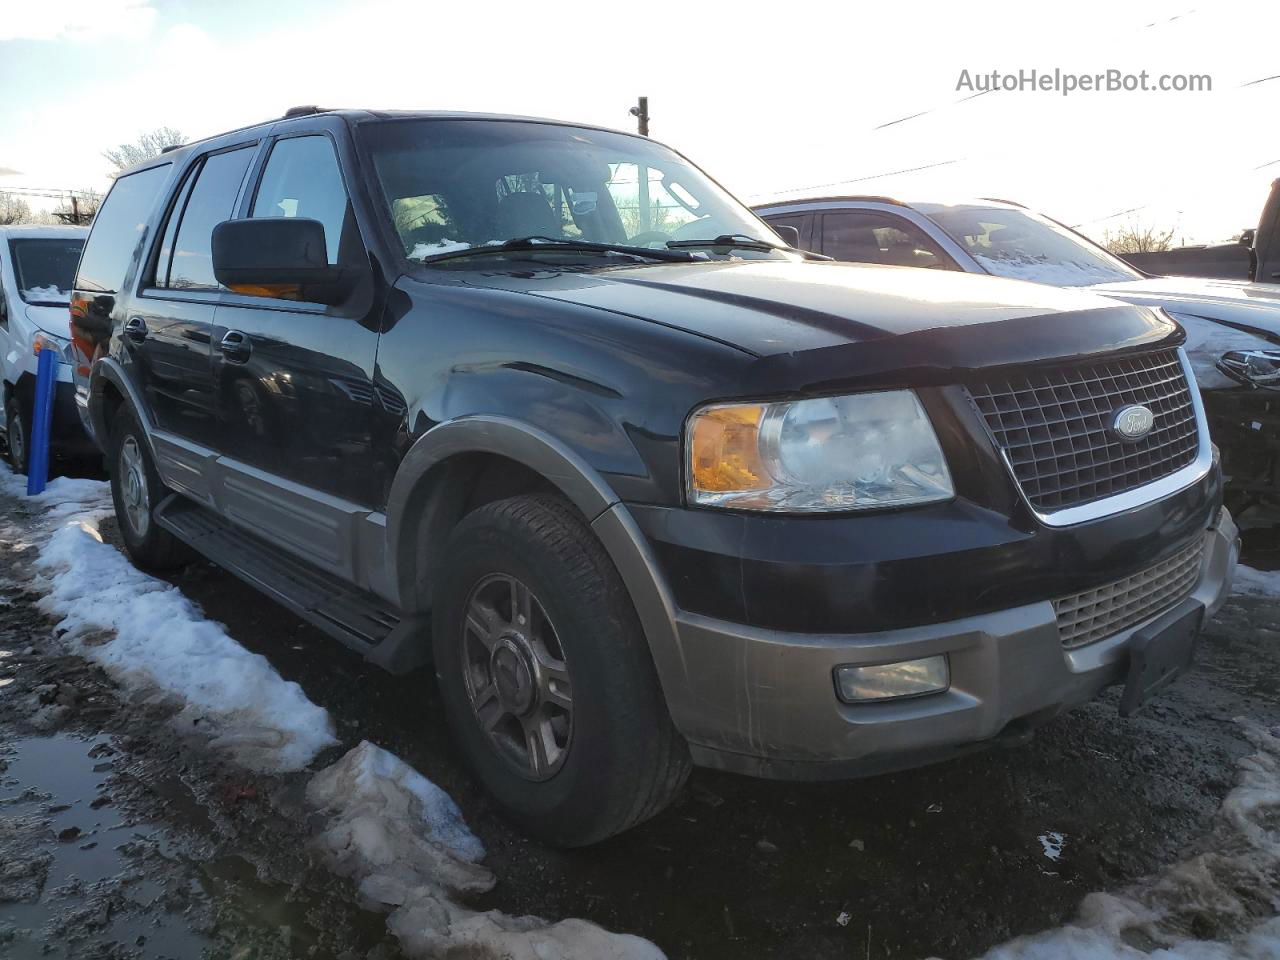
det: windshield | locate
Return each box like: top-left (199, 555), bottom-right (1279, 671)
top-left (924, 206), bottom-right (1141, 287)
top-left (9, 238), bottom-right (84, 305)
top-left (360, 118), bottom-right (781, 262)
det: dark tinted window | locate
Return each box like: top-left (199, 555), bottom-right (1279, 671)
top-left (74, 164), bottom-right (170, 293)
top-left (10, 239), bottom-right (84, 304)
top-left (763, 214), bottom-right (812, 250)
top-left (168, 147), bottom-right (254, 290)
top-left (821, 212), bottom-right (952, 269)
top-left (251, 136), bottom-right (351, 265)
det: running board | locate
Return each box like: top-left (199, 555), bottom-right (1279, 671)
top-left (155, 495), bottom-right (429, 674)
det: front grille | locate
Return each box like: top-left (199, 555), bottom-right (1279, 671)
top-left (968, 349), bottom-right (1199, 513)
top-left (1053, 539), bottom-right (1204, 648)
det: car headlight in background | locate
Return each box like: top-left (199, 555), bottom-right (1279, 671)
top-left (1218, 349), bottom-right (1280, 389)
top-left (687, 390), bottom-right (954, 512)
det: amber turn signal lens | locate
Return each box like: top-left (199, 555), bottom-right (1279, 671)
top-left (688, 404), bottom-right (770, 494)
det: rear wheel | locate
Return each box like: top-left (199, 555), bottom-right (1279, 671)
top-left (432, 494), bottom-right (690, 846)
top-left (109, 407), bottom-right (187, 571)
top-left (4, 397), bottom-right (30, 475)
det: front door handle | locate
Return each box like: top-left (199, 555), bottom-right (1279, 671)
top-left (124, 316), bottom-right (148, 343)
top-left (220, 330), bottom-right (252, 364)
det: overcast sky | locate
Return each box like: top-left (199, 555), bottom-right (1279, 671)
top-left (1, 0), bottom-right (1277, 244)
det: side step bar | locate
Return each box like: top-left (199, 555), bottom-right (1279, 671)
top-left (155, 495), bottom-right (429, 674)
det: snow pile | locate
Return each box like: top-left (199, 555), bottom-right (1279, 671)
top-left (308, 741), bottom-right (666, 960)
top-left (966, 722), bottom-right (1280, 960)
top-left (3, 470), bottom-right (336, 771)
top-left (21, 284), bottom-right (68, 303)
top-left (1232, 565), bottom-right (1280, 599)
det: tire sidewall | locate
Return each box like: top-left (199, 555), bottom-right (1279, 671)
top-left (433, 502), bottom-right (651, 835)
top-left (108, 409), bottom-right (165, 560)
top-left (5, 399), bottom-right (28, 474)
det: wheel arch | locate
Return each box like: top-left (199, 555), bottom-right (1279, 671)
top-left (87, 357), bottom-right (152, 455)
top-left (386, 416), bottom-right (693, 727)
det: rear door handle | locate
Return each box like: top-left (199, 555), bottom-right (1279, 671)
top-left (219, 330), bottom-right (252, 363)
top-left (124, 316), bottom-right (147, 343)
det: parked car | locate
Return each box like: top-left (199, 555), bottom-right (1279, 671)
top-left (1256, 178), bottom-right (1280, 285)
top-left (0, 224), bottom-right (93, 474)
top-left (756, 196), bottom-right (1280, 525)
top-left (71, 109), bottom-right (1236, 845)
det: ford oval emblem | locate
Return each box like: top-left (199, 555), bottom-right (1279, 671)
top-left (1113, 404), bottom-right (1155, 441)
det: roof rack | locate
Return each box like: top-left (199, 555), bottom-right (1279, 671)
top-left (283, 105), bottom-right (328, 119)
top-left (977, 197), bottom-right (1026, 208)
top-left (160, 143), bottom-right (185, 154)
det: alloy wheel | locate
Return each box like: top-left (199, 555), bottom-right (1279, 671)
top-left (460, 573), bottom-right (573, 781)
top-left (118, 436), bottom-right (151, 538)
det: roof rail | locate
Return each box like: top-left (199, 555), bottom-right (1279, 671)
top-left (977, 197), bottom-right (1026, 208)
top-left (283, 105), bottom-right (327, 119)
top-left (159, 143), bottom-right (185, 154)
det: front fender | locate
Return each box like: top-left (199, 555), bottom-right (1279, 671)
top-left (385, 415), bottom-right (698, 734)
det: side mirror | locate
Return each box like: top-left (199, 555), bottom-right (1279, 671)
top-left (212, 218), bottom-right (356, 305)
top-left (770, 223), bottom-right (801, 249)
top-left (1240, 228), bottom-right (1256, 247)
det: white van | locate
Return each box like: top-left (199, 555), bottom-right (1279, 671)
top-left (0, 225), bottom-right (90, 473)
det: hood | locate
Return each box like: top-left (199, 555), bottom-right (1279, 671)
top-left (24, 302), bottom-right (73, 339)
top-left (467, 260), bottom-right (1174, 374)
top-left (1088, 276), bottom-right (1280, 338)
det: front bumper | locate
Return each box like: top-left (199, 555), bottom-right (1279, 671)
top-left (669, 508), bottom-right (1238, 779)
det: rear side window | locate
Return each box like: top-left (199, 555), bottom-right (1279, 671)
top-left (820, 212), bottom-right (952, 270)
top-left (75, 164), bottom-right (170, 293)
top-left (165, 147), bottom-right (254, 291)
top-left (250, 135), bottom-right (352, 265)
top-left (10, 238), bottom-right (84, 304)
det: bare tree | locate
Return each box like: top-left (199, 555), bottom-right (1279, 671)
top-left (1102, 218), bottom-right (1178, 254)
top-left (0, 193), bottom-right (35, 225)
top-left (49, 190), bottom-right (103, 225)
top-left (102, 126), bottom-right (186, 173)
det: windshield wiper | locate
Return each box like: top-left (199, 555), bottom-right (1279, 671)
top-left (665, 234), bottom-right (783, 252)
top-left (420, 236), bottom-right (697, 265)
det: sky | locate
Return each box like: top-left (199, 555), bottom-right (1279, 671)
top-left (0, 0), bottom-right (1277, 245)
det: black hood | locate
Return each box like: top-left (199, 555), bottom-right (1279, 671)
top-left (463, 259), bottom-right (1180, 382)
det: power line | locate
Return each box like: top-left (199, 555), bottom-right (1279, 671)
top-left (750, 158), bottom-right (963, 200)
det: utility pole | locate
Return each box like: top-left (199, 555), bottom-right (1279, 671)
top-left (629, 96), bottom-right (649, 136)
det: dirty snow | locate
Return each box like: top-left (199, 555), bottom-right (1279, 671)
top-left (1232, 565), bottom-right (1280, 598)
top-left (965, 723), bottom-right (1280, 960)
top-left (1, 469), bottom-right (336, 771)
top-left (309, 741), bottom-right (667, 959)
top-left (2, 468), bottom-right (665, 957)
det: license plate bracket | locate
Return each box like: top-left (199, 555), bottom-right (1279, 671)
top-left (1119, 604), bottom-right (1204, 717)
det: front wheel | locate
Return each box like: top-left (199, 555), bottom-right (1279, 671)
top-left (432, 494), bottom-right (690, 846)
top-left (4, 397), bottom-right (30, 475)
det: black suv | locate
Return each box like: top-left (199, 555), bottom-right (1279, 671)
top-left (70, 108), bottom-right (1238, 846)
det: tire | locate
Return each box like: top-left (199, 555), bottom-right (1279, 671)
top-left (432, 494), bottom-right (690, 846)
top-left (5, 397), bottom-right (30, 475)
top-left (108, 406), bottom-right (187, 571)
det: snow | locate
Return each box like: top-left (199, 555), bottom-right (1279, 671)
top-left (1038, 832), bottom-right (1066, 862)
top-left (0, 469), bottom-right (337, 771)
top-left (309, 741), bottom-right (667, 960)
top-left (965, 723), bottom-right (1280, 960)
top-left (972, 253), bottom-right (1133, 287)
top-left (1232, 565), bottom-right (1280, 598)
top-left (21, 284), bottom-right (68, 302)
top-left (408, 239), bottom-right (471, 259)
top-left (2, 467), bottom-right (665, 957)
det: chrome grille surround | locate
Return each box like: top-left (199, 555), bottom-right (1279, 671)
top-left (1053, 538), bottom-right (1204, 649)
top-left (968, 348), bottom-right (1201, 515)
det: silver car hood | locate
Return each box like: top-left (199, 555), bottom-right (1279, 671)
top-left (1087, 276), bottom-right (1280, 338)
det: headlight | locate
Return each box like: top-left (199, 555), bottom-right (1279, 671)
top-left (1218, 349), bottom-right (1280, 389)
top-left (686, 390), bottom-right (954, 512)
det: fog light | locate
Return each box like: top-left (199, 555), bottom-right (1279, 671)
top-left (834, 656), bottom-right (949, 703)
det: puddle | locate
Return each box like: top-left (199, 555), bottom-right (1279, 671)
top-left (0, 732), bottom-right (214, 959)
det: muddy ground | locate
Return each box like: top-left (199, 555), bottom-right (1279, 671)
top-left (1, 484), bottom-right (1278, 958)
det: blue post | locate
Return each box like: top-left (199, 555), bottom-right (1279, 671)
top-left (26, 348), bottom-right (57, 496)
